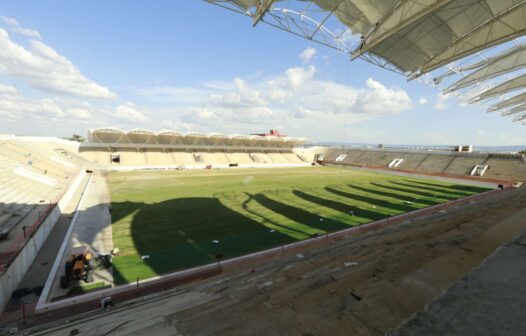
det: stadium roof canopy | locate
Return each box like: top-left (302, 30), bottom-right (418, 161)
top-left (206, 0), bottom-right (526, 125)
top-left (470, 72), bottom-right (526, 102)
top-left (501, 103), bottom-right (526, 116)
top-left (488, 90), bottom-right (526, 111)
top-left (441, 43), bottom-right (526, 93)
top-left (86, 128), bottom-right (308, 149)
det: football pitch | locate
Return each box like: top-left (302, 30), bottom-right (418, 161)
top-left (108, 166), bottom-right (490, 284)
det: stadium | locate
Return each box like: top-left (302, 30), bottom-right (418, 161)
top-left (1, 1), bottom-right (526, 336)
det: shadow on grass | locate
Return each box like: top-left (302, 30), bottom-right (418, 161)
top-left (241, 192), bottom-right (313, 238)
top-left (326, 186), bottom-right (417, 213)
top-left (401, 179), bottom-right (491, 193)
top-left (111, 197), bottom-right (294, 284)
top-left (373, 183), bottom-right (456, 201)
top-left (292, 190), bottom-right (382, 221)
top-left (351, 183), bottom-right (439, 206)
top-left (390, 180), bottom-right (472, 197)
top-left (109, 178), bottom-right (467, 285)
top-left (253, 193), bottom-right (349, 233)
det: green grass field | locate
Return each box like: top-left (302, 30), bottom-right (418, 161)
top-left (109, 166), bottom-right (490, 284)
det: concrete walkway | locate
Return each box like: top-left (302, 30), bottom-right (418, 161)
top-left (48, 173), bottom-right (113, 300)
top-left (392, 215), bottom-right (526, 336)
top-left (70, 173), bottom-right (112, 256)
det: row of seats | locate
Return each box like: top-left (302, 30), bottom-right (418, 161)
top-left (0, 142), bottom-right (74, 179)
top-left (0, 141), bottom-right (80, 239)
top-left (325, 148), bottom-right (526, 181)
top-left (483, 158), bottom-right (526, 181)
top-left (80, 149), bottom-right (307, 166)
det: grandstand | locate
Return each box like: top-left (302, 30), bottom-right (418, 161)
top-left (0, 131), bottom-right (525, 336)
top-left (324, 147), bottom-right (526, 182)
top-left (2, 1), bottom-right (526, 334)
top-left (79, 128), bottom-right (314, 169)
top-left (0, 139), bottom-right (81, 240)
top-left (0, 136), bottom-right (87, 313)
top-left (0, 129), bottom-right (323, 313)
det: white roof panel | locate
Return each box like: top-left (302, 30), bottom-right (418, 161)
top-left (315, 0), bottom-right (398, 36)
top-left (473, 73), bottom-right (526, 102)
top-left (502, 103), bottom-right (526, 116)
top-left (445, 44), bottom-right (526, 93)
top-left (86, 129), bottom-right (307, 147)
top-left (365, 0), bottom-right (526, 74)
top-left (488, 91), bottom-right (526, 111)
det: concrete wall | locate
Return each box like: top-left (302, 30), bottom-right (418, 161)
top-left (0, 170), bottom-right (87, 312)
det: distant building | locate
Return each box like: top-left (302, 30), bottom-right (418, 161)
top-left (251, 130), bottom-right (287, 137)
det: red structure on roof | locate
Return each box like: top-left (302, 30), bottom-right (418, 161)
top-left (251, 130), bottom-right (287, 137)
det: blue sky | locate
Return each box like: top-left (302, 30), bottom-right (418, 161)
top-left (0, 1), bottom-right (524, 146)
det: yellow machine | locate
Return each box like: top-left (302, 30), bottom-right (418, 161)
top-left (60, 246), bottom-right (95, 289)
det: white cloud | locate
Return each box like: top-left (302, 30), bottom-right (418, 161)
top-left (0, 16), bottom-right (17, 27)
top-left (353, 79), bottom-right (411, 114)
top-left (433, 92), bottom-right (450, 110)
top-left (160, 119), bottom-right (194, 132)
top-left (115, 103), bottom-right (151, 123)
top-left (299, 47), bottom-right (316, 64)
top-left (67, 107), bottom-right (92, 120)
top-left (210, 77), bottom-right (267, 109)
top-left (418, 97), bottom-right (428, 105)
top-left (284, 65), bottom-right (316, 89)
top-left (0, 83), bottom-right (17, 94)
top-left (434, 102), bottom-right (447, 110)
top-left (137, 86), bottom-right (214, 104)
top-left (0, 88), bottom-right (152, 129)
top-left (0, 90), bottom-right (64, 119)
top-left (0, 28), bottom-right (116, 99)
top-left (136, 65), bottom-right (413, 135)
top-left (0, 16), bottom-right (41, 39)
top-left (0, 90), bottom-right (102, 123)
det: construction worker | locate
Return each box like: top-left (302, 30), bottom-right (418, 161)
top-left (100, 296), bottom-right (114, 310)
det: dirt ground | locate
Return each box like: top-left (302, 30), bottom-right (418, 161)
top-left (12, 185), bottom-right (526, 336)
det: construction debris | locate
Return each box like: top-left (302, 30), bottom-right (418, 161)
top-left (344, 261), bottom-right (358, 267)
top-left (94, 254), bottom-right (112, 270)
